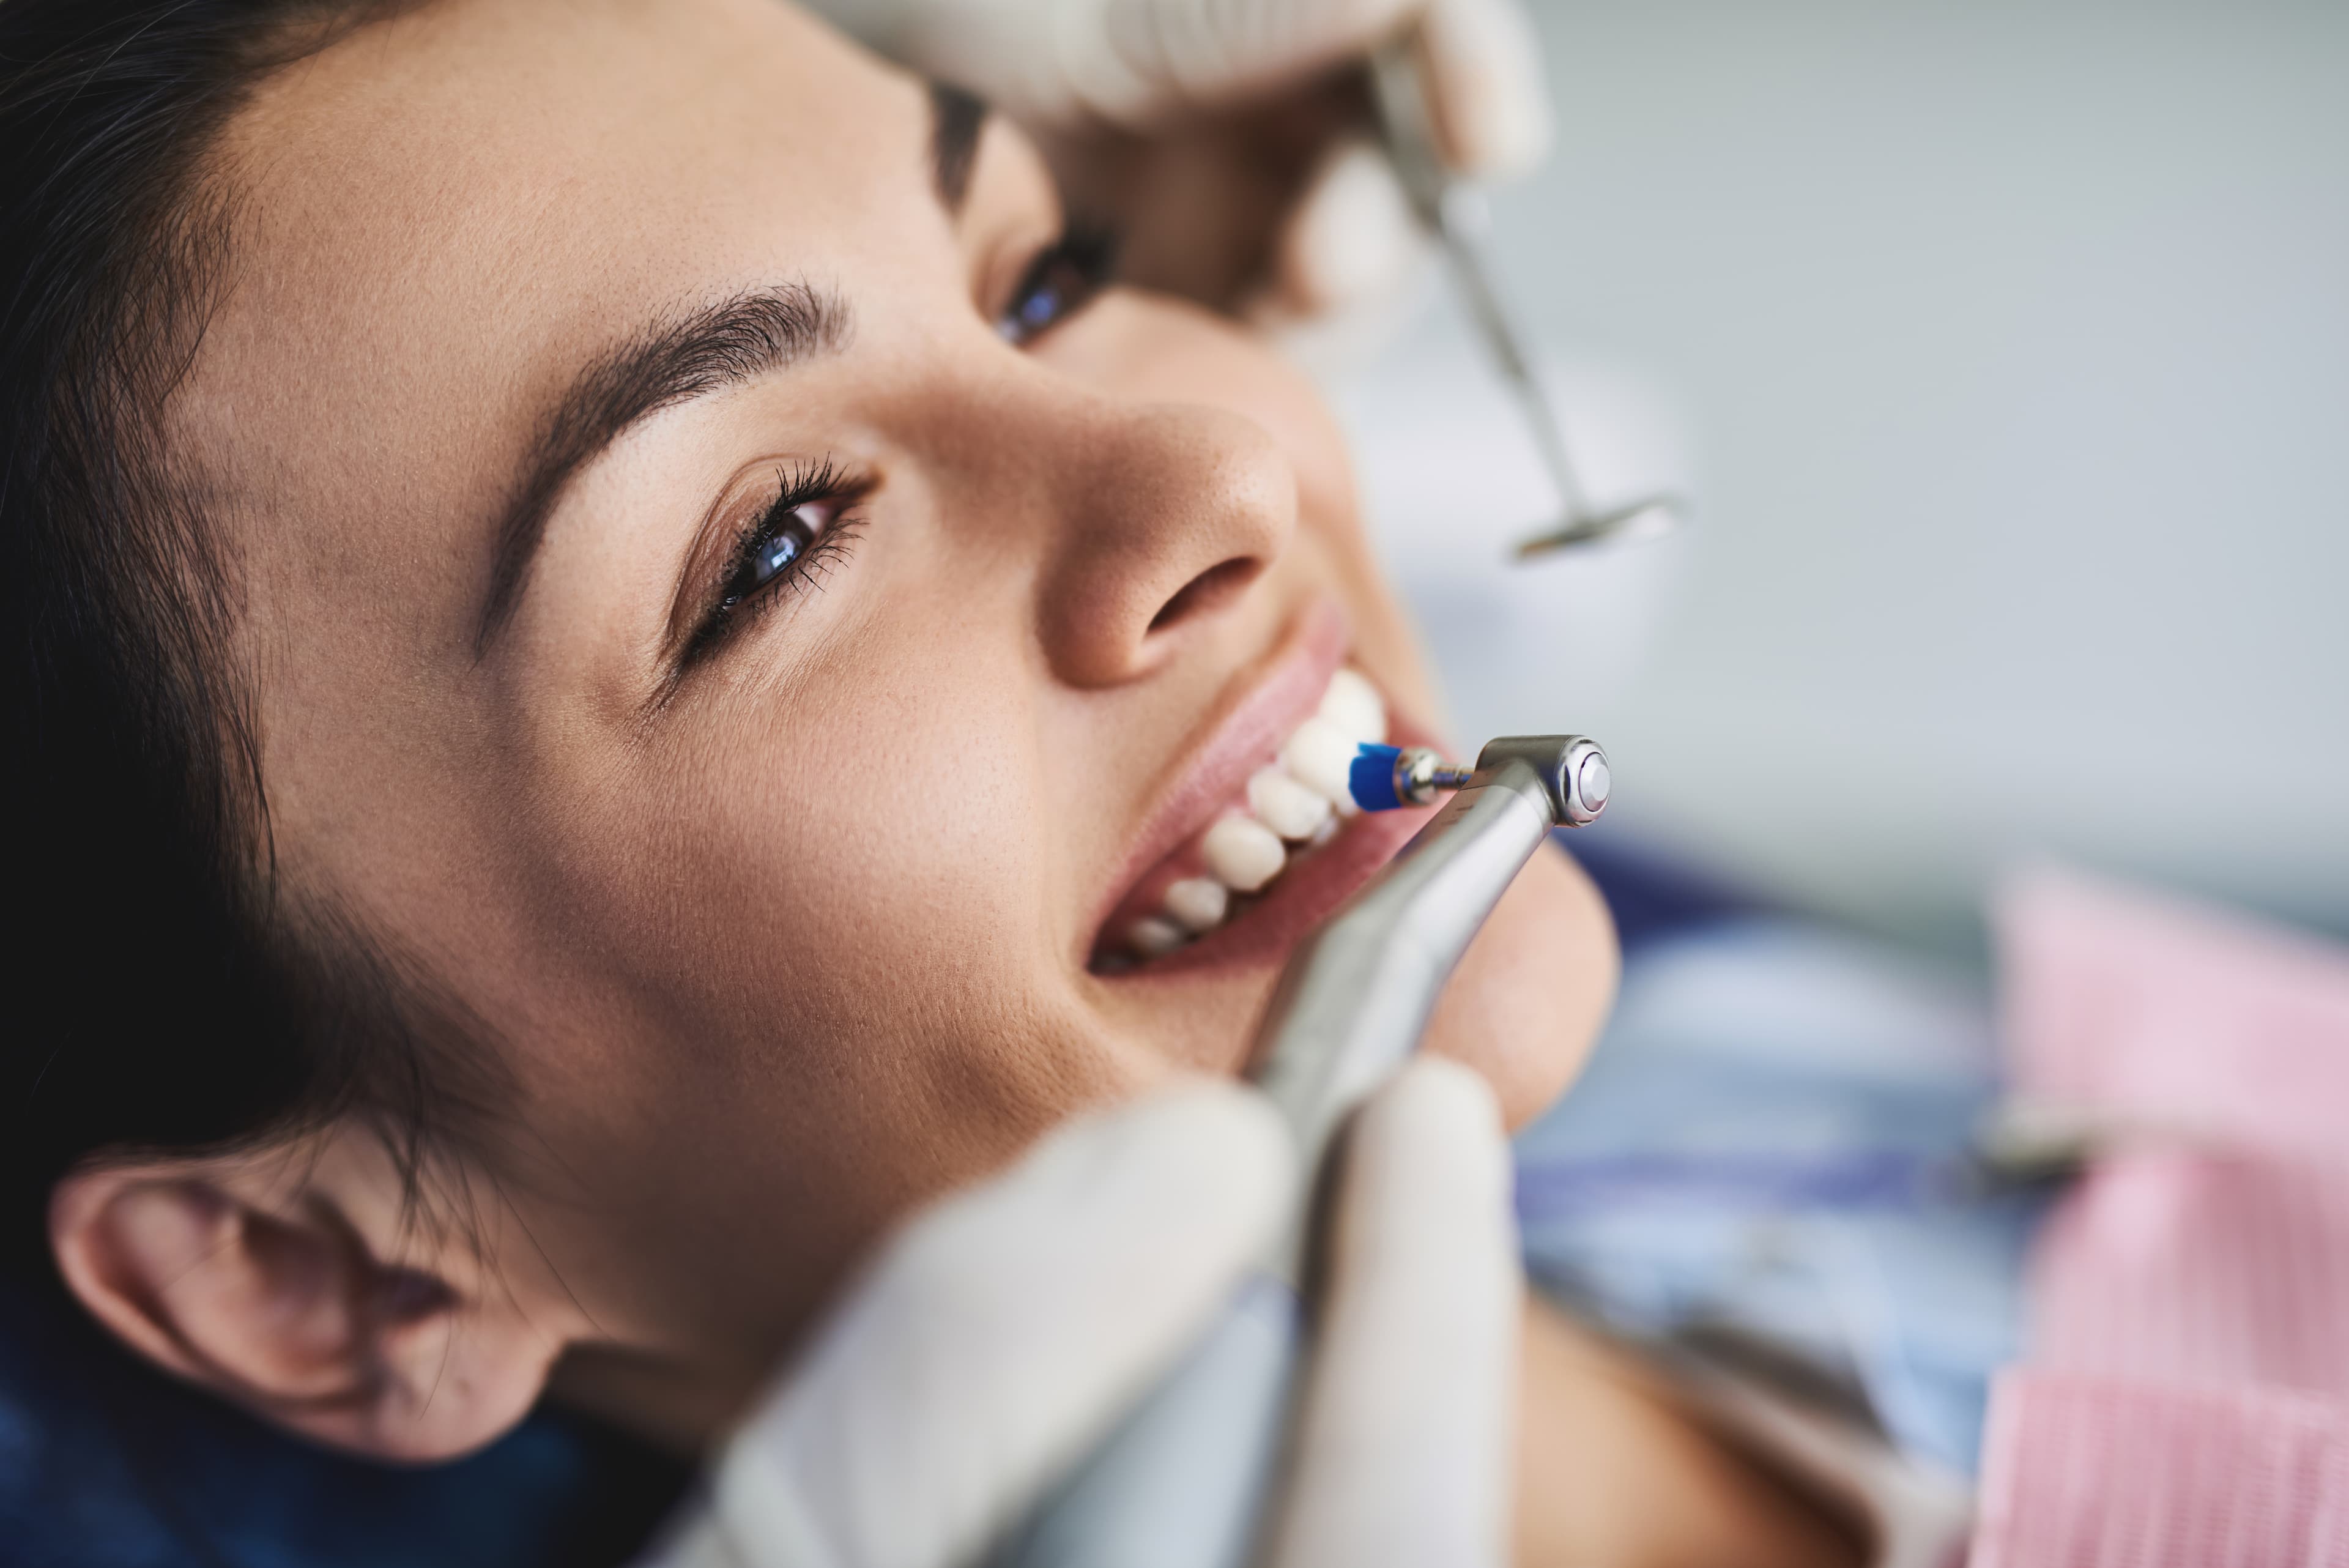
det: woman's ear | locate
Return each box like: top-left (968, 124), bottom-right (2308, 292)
top-left (48, 1126), bottom-right (581, 1462)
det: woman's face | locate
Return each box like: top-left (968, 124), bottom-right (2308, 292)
top-left (188, 0), bottom-right (1613, 1429)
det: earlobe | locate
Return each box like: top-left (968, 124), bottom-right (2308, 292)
top-left (50, 1146), bottom-right (571, 1462)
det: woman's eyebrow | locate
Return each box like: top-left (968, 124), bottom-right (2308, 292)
top-left (928, 79), bottom-right (987, 215)
top-left (475, 281), bottom-right (851, 654)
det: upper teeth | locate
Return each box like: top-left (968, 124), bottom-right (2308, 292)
top-left (1319, 666), bottom-right (1385, 745)
top-left (1247, 767), bottom-right (1331, 841)
top-left (1279, 719), bottom-right (1362, 815)
top-left (1123, 666), bottom-right (1386, 960)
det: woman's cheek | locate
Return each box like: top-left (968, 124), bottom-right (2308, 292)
top-left (1422, 848), bottom-right (1619, 1129)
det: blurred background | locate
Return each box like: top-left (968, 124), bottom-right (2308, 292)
top-left (1333, 0), bottom-right (2349, 958)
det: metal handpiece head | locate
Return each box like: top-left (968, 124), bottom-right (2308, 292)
top-left (1474, 734), bottom-right (1611, 825)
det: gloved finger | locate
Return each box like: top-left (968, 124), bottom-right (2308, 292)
top-left (1415, 0), bottom-right (1552, 177)
top-left (1261, 134), bottom-right (1430, 326)
top-left (707, 1082), bottom-right (1292, 1568)
top-left (811, 0), bottom-right (1421, 127)
top-left (1060, 0), bottom-right (1422, 124)
top-left (1265, 1057), bottom-right (1521, 1568)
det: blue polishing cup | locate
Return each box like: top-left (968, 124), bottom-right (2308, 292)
top-left (1348, 743), bottom-right (1405, 812)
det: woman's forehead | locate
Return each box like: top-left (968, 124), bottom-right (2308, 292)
top-left (188, 0), bottom-right (929, 595)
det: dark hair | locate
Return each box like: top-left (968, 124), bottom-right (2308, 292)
top-left (1, 0), bottom-right (497, 1277)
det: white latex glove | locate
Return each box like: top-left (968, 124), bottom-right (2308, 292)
top-left (639, 1057), bottom-right (1520, 1568)
top-left (806, 0), bottom-right (1553, 331)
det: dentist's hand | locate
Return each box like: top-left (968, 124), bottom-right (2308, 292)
top-left (806, 0), bottom-right (1553, 340)
top-left (640, 1058), bottom-right (1521, 1568)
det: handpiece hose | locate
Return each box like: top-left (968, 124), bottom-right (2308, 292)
top-left (994, 736), bottom-right (1610, 1568)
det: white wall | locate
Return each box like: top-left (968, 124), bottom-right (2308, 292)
top-left (1334, 0), bottom-right (2349, 952)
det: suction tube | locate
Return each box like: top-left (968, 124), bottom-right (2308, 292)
top-left (991, 736), bottom-right (1609, 1568)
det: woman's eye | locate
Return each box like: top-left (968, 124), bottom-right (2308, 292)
top-left (721, 502), bottom-right (824, 611)
top-left (677, 458), bottom-right (870, 669)
top-left (998, 223), bottom-right (1119, 345)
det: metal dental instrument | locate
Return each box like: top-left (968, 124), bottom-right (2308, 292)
top-left (1347, 737), bottom-right (1608, 816)
top-left (1250, 733), bottom-right (1608, 1181)
top-left (997, 734), bottom-right (1610, 1568)
top-left (1368, 44), bottom-right (1683, 562)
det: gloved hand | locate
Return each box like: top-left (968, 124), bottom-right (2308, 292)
top-left (806, 0), bottom-right (1553, 341)
top-left (639, 1057), bottom-right (1521, 1568)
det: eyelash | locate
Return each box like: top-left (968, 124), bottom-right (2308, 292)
top-left (686, 456), bottom-right (868, 664)
top-left (679, 224), bottom-right (1119, 669)
top-left (997, 219), bottom-right (1120, 344)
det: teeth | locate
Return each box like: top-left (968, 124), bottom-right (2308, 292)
top-left (1247, 766), bottom-right (1334, 842)
top-left (1127, 915), bottom-right (1188, 957)
top-left (1319, 667), bottom-right (1386, 745)
top-left (1279, 717), bottom-right (1360, 814)
top-left (1202, 814), bottom-right (1286, 893)
top-left (1162, 877), bottom-right (1229, 934)
top-left (1110, 667), bottom-right (1392, 965)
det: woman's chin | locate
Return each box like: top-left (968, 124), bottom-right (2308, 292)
top-left (1419, 845), bottom-right (1619, 1131)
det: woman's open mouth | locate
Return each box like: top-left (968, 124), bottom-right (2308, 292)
top-left (1089, 611), bottom-right (1440, 977)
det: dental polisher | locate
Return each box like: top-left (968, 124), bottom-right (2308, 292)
top-left (994, 734), bottom-right (1610, 1568)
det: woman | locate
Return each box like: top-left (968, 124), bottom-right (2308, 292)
top-left (2, 1), bottom-right (1858, 1561)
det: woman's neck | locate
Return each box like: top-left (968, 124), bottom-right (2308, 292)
top-left (546, 1339), bottom-right (765, 1458)
top-left (542, 1293), bottom-right (1866, 1566)
top-left (1513, 1298), bottom-right (1868, 1567)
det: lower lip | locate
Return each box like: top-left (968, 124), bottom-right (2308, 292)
top-left (1095, 716), bottom-right (1448, 981)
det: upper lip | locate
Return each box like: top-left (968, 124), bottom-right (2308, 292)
top-left (1083, 595), bottom-right (1351, 959)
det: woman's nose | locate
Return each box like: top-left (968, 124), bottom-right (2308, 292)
top-left (1033, 400), bottom-right (1296, 689)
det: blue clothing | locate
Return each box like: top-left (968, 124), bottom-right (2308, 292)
top-left (1513, 915), bottom-right (2046, 1475)
top-left (0, 1271), bottom-right (687, 1567)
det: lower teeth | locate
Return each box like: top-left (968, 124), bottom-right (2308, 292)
top-left (1127, 916), bottom-right (1187, 958)
top-left (1162, 877), bottom-right (1229, 934)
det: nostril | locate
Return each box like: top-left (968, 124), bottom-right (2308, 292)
top-left (1148, 558), bottom-right (1260, 635)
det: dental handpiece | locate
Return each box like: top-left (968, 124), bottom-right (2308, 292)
top-left (992, 735), bottom-right (1610, 1568)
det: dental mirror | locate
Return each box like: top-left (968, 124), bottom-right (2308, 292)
top-left (1370, 40), bottom-right (1686, 561)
